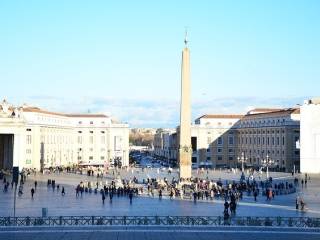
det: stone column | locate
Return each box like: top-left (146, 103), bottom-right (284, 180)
top-left (178, 44), bottom-right (192, 180)
top-left (13, 134), bottom-right (23, 168)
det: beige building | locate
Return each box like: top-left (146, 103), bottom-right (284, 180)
top-left (154, 108), bottom-right (301, 172)
top-left (0, 100), bottom-right (129, 171)
top-left (193, 114), bottom-right (243, 168)
top-left (237, 108), bottom-right (300, 172)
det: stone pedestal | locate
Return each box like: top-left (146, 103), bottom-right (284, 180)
top-left (179, 149), bottom-right (192, 180)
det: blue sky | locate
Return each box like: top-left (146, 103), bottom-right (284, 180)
top-left (0, 1), bottom-right (319, 127)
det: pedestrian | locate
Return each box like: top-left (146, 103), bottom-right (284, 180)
top-left (305, 179), bottom-right (307, 187)
top-left (224, 200), bottom-right (230, 211)
top-left (61, 187), bottom-right (65, 196)
top-left (223, 209), bottom-right (230, 224)
top-left (109, 192), bottom-right (113, 203)
top-left (193, 192), bottom-right (197, 203)
top-left (254, 190), bottom-right (258, 202)
top-left (300, 198), bottom-right (305, 211)
top-left (296, 196), bottom-right (299, 210)
top-left (34, 181), bottom-right (37, 189)
top-left (159, 189), bottom-right (162, 200)
top-left (31, 188), bottom-right (35, 198)
top-left (129, 191), bottom-right (133, 204)
top-left (76, 185), bottom-right (80, 197)
top-left (102, 192), bottom-right (106, 204)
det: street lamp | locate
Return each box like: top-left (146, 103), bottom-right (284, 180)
top-left (237, 152), bottom-right (246, 172)
top-left (262, 154), bottom-right (274, 180)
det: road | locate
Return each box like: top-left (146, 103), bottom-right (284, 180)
top-left (0, 226), bottom-right (320, 240)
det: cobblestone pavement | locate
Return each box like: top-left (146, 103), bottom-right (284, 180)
top-left (0, 226), bottom-right (320, 240)
top-left (0, 169), bottom-right (319, 217)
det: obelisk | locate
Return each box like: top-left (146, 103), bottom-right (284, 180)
top-left (178, 32), bottom-right (192, 180)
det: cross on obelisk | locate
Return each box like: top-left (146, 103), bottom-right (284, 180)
top-left (178, 31), bottom-right (192, 181)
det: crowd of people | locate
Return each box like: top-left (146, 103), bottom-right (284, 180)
top-left (0, 167), bottom-right (313, 219)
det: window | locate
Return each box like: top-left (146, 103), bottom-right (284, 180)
top-left (26, 149), bottom-right (31, 154)
top-left (217, 156), bottom-right (223, 161)
top-left (206, 157), bottom-right (211, 161)
top-left (101, 131), bottom-right (105, 134)
top-left (90, 131), bottom-right (94, 134)
top-left (206, 148), bottom-right (210, 152)
top-left (26, 135), bottom-right (32, 144)
top-left (90, 148), bottom-right (93, 152)
top-left (217, 148), bottom-right (222, 153)
top-left (277, 137), bottom-right (280, 145)
top-left (90, 121), bottom-right (93, 125)
top-left (26, 128), bottom-right (31, 132)
top-left (101, 156), bottom-right (105, 160)
top-left (78, 121), bottom-right (82, 124)
top-left (217, 137), bottom-right (223, 145)
top-left (89, 156), bottom-right (93, 160)
top-left (228, 136), bottom-right (234, 145)
top-left (282, 136), bottom-right (285, 145)
top-left (229, 156), bottom-right (233, 161)
top-left (78, 131), bottom-right (82, 133)
top-left (295, 150), bottom-right (300, 155)
top-left (228, 148), bottom-right (233, 153)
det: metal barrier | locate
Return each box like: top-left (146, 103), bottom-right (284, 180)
top-left (0, 216), bottom-right (320, 228)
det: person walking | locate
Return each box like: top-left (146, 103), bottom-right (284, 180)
top-left (34, 181), bottom-right (37, 190)
top-left (31, 188), bottom-right (35, 198)
top-left (102, 192), bottom-right (106, 204)
top-left (61, 187), bottom-right (65, 196)
top-left (296, 196), bottom-right (299, 210)
top-left (109, 192), bottom-right (113, 203)
top-left (193, 192), bottom-right (197, 203)
top-left (254, 190), bottom-right (258, 202)
top-left (224, 200), bottom-right (230, 212)
top-left (129, 191), bottom-right (133, 204)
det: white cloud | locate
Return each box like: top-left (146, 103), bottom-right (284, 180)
top-left (9, 95), bottom-right (312, 128)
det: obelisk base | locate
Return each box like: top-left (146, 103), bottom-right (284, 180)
top-left (179, 164), bottom-right (192, 180)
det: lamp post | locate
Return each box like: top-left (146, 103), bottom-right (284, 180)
top-left (262, 154), bottom-right (274, 180)
top-left (237, 152), bottom-right (246, 172)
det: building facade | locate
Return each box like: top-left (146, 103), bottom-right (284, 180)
top-left (237, 108), bottom-right (300, 172)
top-left (300, 98), bottom-right (320, 174)
top-left (0, 100), bottom-right (129, 171)
top-left (154, 108), bottom-right (301, 172)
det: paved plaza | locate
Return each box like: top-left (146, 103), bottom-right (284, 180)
top-left (0, 166), bottom-right (319, 218)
